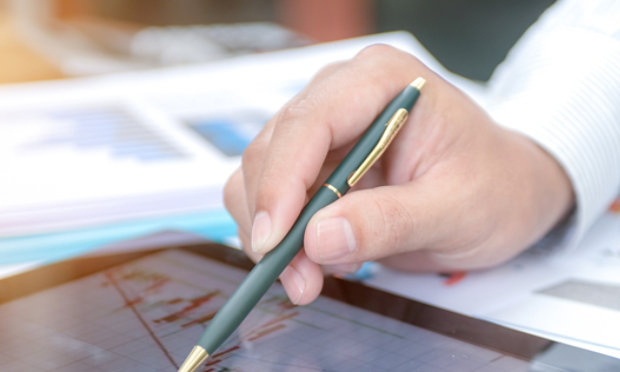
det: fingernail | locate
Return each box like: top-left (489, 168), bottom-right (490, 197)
top-left (251, 211), bottom-right (272, 254)
top-left (280, 266), bottom-right (305, 305)
top-left (316, 217), bottom-right (357, 261)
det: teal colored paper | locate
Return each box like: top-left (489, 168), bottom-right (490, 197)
top-left (0, 209), bottom-right (236, 265)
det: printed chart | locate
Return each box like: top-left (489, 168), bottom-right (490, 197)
top-left (0, 99), bottom-right (238, 240)
top-left (9, 107), bottom-right (186, 163)
top-left (0, 251), bottom-right (527, 371)
top-left (186, 109), bottom-right (269, 157)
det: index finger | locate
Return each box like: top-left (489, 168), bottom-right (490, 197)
top-left (247, 44), bottom-right (434, 254)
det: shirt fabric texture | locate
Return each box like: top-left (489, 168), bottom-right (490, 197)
top-left (485, 0), bottom-right (620, 247)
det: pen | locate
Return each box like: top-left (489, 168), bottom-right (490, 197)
top-left (178, 77), bottom-right (425, 372)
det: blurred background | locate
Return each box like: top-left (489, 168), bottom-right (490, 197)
top-left (0, 0), bottom-right (554, 85)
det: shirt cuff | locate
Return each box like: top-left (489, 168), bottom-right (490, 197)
top-left (486, 27), bottom-right (620, 248)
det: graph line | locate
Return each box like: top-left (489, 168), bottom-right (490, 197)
top-left (104, 270), bottom-right (179, 369)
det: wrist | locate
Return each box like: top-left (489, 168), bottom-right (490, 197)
top-left (506, 129), bottom-right (575, 246)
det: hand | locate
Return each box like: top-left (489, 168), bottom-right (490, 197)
top-left (224, 45), bottom-right (574, 305)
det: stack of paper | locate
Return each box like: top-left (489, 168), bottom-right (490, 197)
top-left (0, 31), bottom-right (448, 249)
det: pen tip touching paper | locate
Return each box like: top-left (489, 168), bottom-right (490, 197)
top-left (410, 77), bottom-right (426, 90)
top-left (178, 345), bottom-right (209, 372)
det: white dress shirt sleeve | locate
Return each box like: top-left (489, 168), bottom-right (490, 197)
top-left (485, 0), bottom-right (620, 247)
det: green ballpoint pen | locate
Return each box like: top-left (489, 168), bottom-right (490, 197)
top-left (178, 77), bottom-right (425, 372)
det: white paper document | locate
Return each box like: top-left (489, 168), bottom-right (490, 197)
top-left (0, 31), bottom-right (448, 239)
top-left (365, 205), bottom-right (620, 358)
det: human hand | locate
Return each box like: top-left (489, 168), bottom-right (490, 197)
top-left (224, 45), bottom-right (574, 305)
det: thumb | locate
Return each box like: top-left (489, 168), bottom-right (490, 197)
top-left (303, 181), bottom-right (452, 265)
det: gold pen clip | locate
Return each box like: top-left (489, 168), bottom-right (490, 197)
top-left (347, 108), bottom-right (409, 187)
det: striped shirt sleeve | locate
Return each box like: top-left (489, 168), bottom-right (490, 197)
top-left (485, 0), bottom-right (620, 247)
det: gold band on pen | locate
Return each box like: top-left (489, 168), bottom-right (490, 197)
top-left (322, 183), bottom-right (342, 198)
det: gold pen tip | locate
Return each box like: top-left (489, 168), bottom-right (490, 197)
top-left (178, 345), bottom-right (209, 372)
top-left (410, 77), bottom-right (426, 90)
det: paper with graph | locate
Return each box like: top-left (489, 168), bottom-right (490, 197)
top-left (0, 31), bottom-right (456, 240)
top-left (0, 250), bottom-right (527, 371)
top-left (0, 70), bottom-right (270, 238)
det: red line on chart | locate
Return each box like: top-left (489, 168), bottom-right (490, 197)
top-left (278, 298), bottom-right (296, 310)
top-left (120, 270), bottom-right (167, 283)
top-left (104, 271), bottom-right (179, 369)
top-left (211, 345), bottom-right (240, 359)
top-left (144, 277), bottom-right (170, 292)
top-left (256, 311), bottom-right (299, 330)
top-left (181, 311), bottom-right (217, 328)
top-left (124, 296), bottom-right (144, 307)
top-left (185, 292), bottom-right (220, 310)
top-left (154, 291), bottom-right (219, 324)
top-left (247, 323), bottom-right (287, 342)
top-left (205, 358), bottom-right (222, 366)
top-left (199, 344), bottom-right (241, 370)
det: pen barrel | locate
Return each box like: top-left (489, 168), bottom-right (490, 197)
top-left (324, 84), bottom-right (420, 193)
top-left (198, 186), bottom-right (338, 353)
top-left (197, 81), bottom-right (422, 355)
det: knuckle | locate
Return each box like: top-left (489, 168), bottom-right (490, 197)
top-left (353, 44), bottom-right (424, 84)
top-left (354, 44), bottom-right (403, 64)
top-left (223, 170), bottom-right (242, 211)
top-left (241, 136), bottom-right (265, 167)
top-left (276, 95), bottom-right (318, 126)
top-left (355, 44), bottom-right (393, 60)
top-left (313, 61), bottom-right (344, 81)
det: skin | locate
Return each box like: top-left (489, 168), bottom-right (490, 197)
top-left (224, 44), bottom-right (574, 306)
